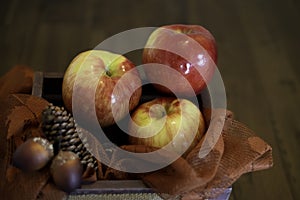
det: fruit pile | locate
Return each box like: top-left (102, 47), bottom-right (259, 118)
top-left (13, 24), bottom-right (218, 193)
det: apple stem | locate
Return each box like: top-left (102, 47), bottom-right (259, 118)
top-left (150, 105), bottom-right (167, 119)
top-left (158, 109), bottom-right (166, 118)
top-left (105, 70), bottom-right (112, 77)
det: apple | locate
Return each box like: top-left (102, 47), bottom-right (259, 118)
top-left (128, 97), bottom-right (206, 156)
top-left (142, 24), bottom-right (217, 96)
top-left (62, 50), bottom-right (142, 127)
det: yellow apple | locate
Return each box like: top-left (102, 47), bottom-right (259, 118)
top-left (128, 97), bottom-right (206, 156)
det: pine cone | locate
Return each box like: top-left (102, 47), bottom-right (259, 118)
top-left (41, 104), bottom-right (98, 171)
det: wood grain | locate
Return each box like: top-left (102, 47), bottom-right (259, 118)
top-left (1, 0), bottom-right (299, 199)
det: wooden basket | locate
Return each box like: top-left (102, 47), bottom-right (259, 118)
top-left (32, 72), bottom-right (232, 200)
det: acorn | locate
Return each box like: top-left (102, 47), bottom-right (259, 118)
top-left (50, 151), bottom-right (83, 192)
top-left (13, 137), bottom-right (54, 172)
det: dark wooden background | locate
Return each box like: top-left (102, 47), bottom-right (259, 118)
top-left (1, 0), bottom-right (299, 199)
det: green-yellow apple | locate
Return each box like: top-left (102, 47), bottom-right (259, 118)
top-left (128, 97), bottom-right (206, 156)
top-left (62, 50), bottom-right (142, 127)
top-left (143, 24), bottom-right (217, 96)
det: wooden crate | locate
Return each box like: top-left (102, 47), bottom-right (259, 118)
top-left (32, 72), bottom-right (232, 200)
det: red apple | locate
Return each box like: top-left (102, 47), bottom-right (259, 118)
top-left (62, 50), bottom-right (142, 127)
top-left (128, 97), bottom-right (206, 156)
top-left (142, 24), bottom-right (217, 96)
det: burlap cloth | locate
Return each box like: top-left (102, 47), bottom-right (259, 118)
top-left (0, 66), bottom-right (273, 200)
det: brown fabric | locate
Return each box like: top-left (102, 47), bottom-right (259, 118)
top-left (0, 65), bottom-right (33, 98)
top-left (141, 152), bottom-right (204, 195)
top-left (36, 182), bottom-right (66, 200)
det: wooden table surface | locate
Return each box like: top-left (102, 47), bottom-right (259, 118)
top-left (1, 0), bottom-right (299, 199)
